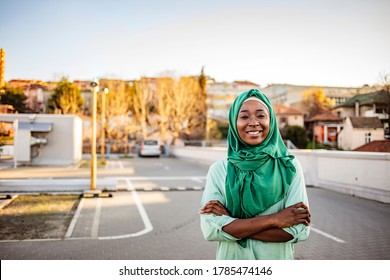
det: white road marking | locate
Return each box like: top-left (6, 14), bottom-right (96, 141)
top-left (311, 226), bottom-right (346, 243)
top-left (65, 198), bottom-right (85, 238)
top-left (191, 177), bottom-right (204, 183)
top-left (99, 178), bottom-right (154, 240)
top-left (91, 198), bottom-right (102, 238)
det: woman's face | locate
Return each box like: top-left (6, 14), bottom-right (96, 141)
top-left (236, 99), bottom-right (270, 146)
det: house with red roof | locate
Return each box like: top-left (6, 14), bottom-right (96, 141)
top-left (304, 111), bottom-right (343, 147)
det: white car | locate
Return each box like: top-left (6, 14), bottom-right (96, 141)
top-left (139, 139), bottom-right (161, 157)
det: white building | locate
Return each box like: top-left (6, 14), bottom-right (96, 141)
top-left (338, 117), bottom-right (385, 150)
top-left (0, 114), bottom-right (82, 166)
top-left (206, 80), bottom-right (261, 120)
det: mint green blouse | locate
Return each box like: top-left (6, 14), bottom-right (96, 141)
top-left (200, 158), bottom-right (310, 260)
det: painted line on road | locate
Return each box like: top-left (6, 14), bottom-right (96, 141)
top-left (191, 177), bottom-right (204, 183)
top-left (311, 225), bottom-right (346, 243)
top-left (99, 179), bottom-right (153, 240)
top-left (91, 198), bottom-right (102, 238)
top-left (65, 198), bottom-right (86, 238)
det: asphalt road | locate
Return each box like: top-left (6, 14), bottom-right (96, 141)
top-left (0, 157), bottom-right (389, 259)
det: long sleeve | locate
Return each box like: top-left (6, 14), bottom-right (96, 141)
top-left (282, 158), bottom-right (311, 243)
top-left (200, 160), bottom-right (239, 242)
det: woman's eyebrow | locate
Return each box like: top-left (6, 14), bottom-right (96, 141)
top-left (239, 109), bottom-right (266, 113)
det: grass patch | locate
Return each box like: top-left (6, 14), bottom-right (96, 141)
top-left (0, 194), bottom-right (80, 240)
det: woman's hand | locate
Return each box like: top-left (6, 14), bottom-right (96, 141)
top-left (272, 202), bottom-right (311, 228)
top-left (199, 200), bottom-right (231, 216)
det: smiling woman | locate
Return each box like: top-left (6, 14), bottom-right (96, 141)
top-left (236, 97), bottom-right (270, 146)
top-left (199, 89), bottom-right (311, 260)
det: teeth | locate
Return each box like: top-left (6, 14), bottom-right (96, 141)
top-left (248, 131), bottom-right (260, 135)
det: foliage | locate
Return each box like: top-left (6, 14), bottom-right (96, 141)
top-left (98, 79), bottom-right (133, 142)
top-left (0, 87), bottom-right (27, 113)
top-left (302, 87), bottom-right (334, 118)
top-left (48, 78), bottom-right (83, 114)
top-left (306, 141), bottom-right (336, 150)
top-left (378, 72), bottom-right (390, 128)
top-left (284, 125), bottom-right (308, 148)
top-left (154, 75), bottom-right (207, 144)
top-left (129, 78), bottom-right (155, 140)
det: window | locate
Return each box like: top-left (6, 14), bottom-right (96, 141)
top-left (365, 132), bottom-right (371, 144)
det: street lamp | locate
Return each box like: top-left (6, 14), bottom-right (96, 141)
top-left (90, 79), bottom-right (99, 191)
top-left (100, 87), bottom-right (109, 162)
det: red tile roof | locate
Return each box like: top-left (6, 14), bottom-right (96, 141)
top-left (272, 104), bottom-right (304, 115)
top-left (305, 111), bottom-right (343, 122)
top-left (353, 140), bottom-right (390, 152)
top-left (233, 80), bottom-right (260, 87)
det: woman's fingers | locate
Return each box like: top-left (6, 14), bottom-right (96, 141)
top-left (200, 200), bottom-right (230, 216)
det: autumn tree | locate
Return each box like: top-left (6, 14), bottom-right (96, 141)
top-left (198, 66), bottom-right (209, 139)
top-left (129, 77), bottom-right (155, 140)
top-left (170, 76), bottom-right (206, 142)
top-left (49, 78), bottom-right (83, 114)
top-left (0, 87), bottom-right (27, 113)
top-left (302, 87), bottom-right (334, 118)
top-left (98, 79), bottom-right (133, 143)
top-left (156, 77), bottom-right (174, 143)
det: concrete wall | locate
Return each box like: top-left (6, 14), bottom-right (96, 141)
top-left (0, 114), bottom-right (82, 166)
top-left (171, 146), bottom-right (390, 203)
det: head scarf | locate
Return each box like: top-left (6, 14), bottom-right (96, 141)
top-left (226, 89), bottom-right (296, 247)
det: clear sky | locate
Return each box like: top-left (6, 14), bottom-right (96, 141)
top-left (1, 0), bottom-right (389, 87)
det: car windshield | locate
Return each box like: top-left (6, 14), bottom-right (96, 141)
top-left (143, 140), bottom-right (158, 145)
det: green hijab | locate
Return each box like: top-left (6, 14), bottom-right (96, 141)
top-left (226, 89), bottom-right (296, 246)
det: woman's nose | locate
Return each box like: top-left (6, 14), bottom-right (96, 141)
top-left (248, 119), bottom-right (259, 126)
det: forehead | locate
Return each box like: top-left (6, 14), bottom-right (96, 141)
top-left (239, 100), bottom-right (269, 112)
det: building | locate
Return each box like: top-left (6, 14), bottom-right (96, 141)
top-left (338, 117), bottom-right (385, 150)
top-left (305, 111), bottom-right (343, 146)
top-left (206, 80), bottom-right (261, 120)
top-left (272, 104), bottom-right (304, 129)
top-left (261, 83), bottom-right (371, 115)
top-left (7, 79), bottom-right (50, 113)
top-left (0, 49), bottom-right (5, 88)
top-left (333, 89), bottom-right (390, 139)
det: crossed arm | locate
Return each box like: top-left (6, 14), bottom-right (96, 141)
top-left (200, 200), bottom-right (311, 242)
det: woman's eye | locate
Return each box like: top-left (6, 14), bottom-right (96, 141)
top-left (240, 115), bottom-right (249, 119)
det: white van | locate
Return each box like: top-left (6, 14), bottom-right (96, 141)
top-left (139, 139), bottom-right (161, 157)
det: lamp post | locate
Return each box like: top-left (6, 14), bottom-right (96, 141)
top-left (100, 87), bottom-right (109, 162)
top-left (90, 79), bottom-right (99, 191)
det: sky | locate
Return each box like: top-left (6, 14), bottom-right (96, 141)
top-left (1, 0), bottom-right (389, 87)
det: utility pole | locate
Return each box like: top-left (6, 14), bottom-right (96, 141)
top-left (100, 88), bottom-right (109, 161)
top-left (90, 79), bottom-right (99, 191)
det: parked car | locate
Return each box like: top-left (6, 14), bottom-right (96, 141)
top-left (138, 139), bottom-right (161, 157)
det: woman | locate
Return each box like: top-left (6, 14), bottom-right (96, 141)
top-left (200, 89), bottom-right (310, 260)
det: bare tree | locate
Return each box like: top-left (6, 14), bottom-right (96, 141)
top-left (378, 72), bottom-right (390, 136)
top-left (98, 79), bottom-right (132, 143)
top-left (129, 77), bottom-right (155, 140)
top-left (156, 77), bottom-right (174, 143)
